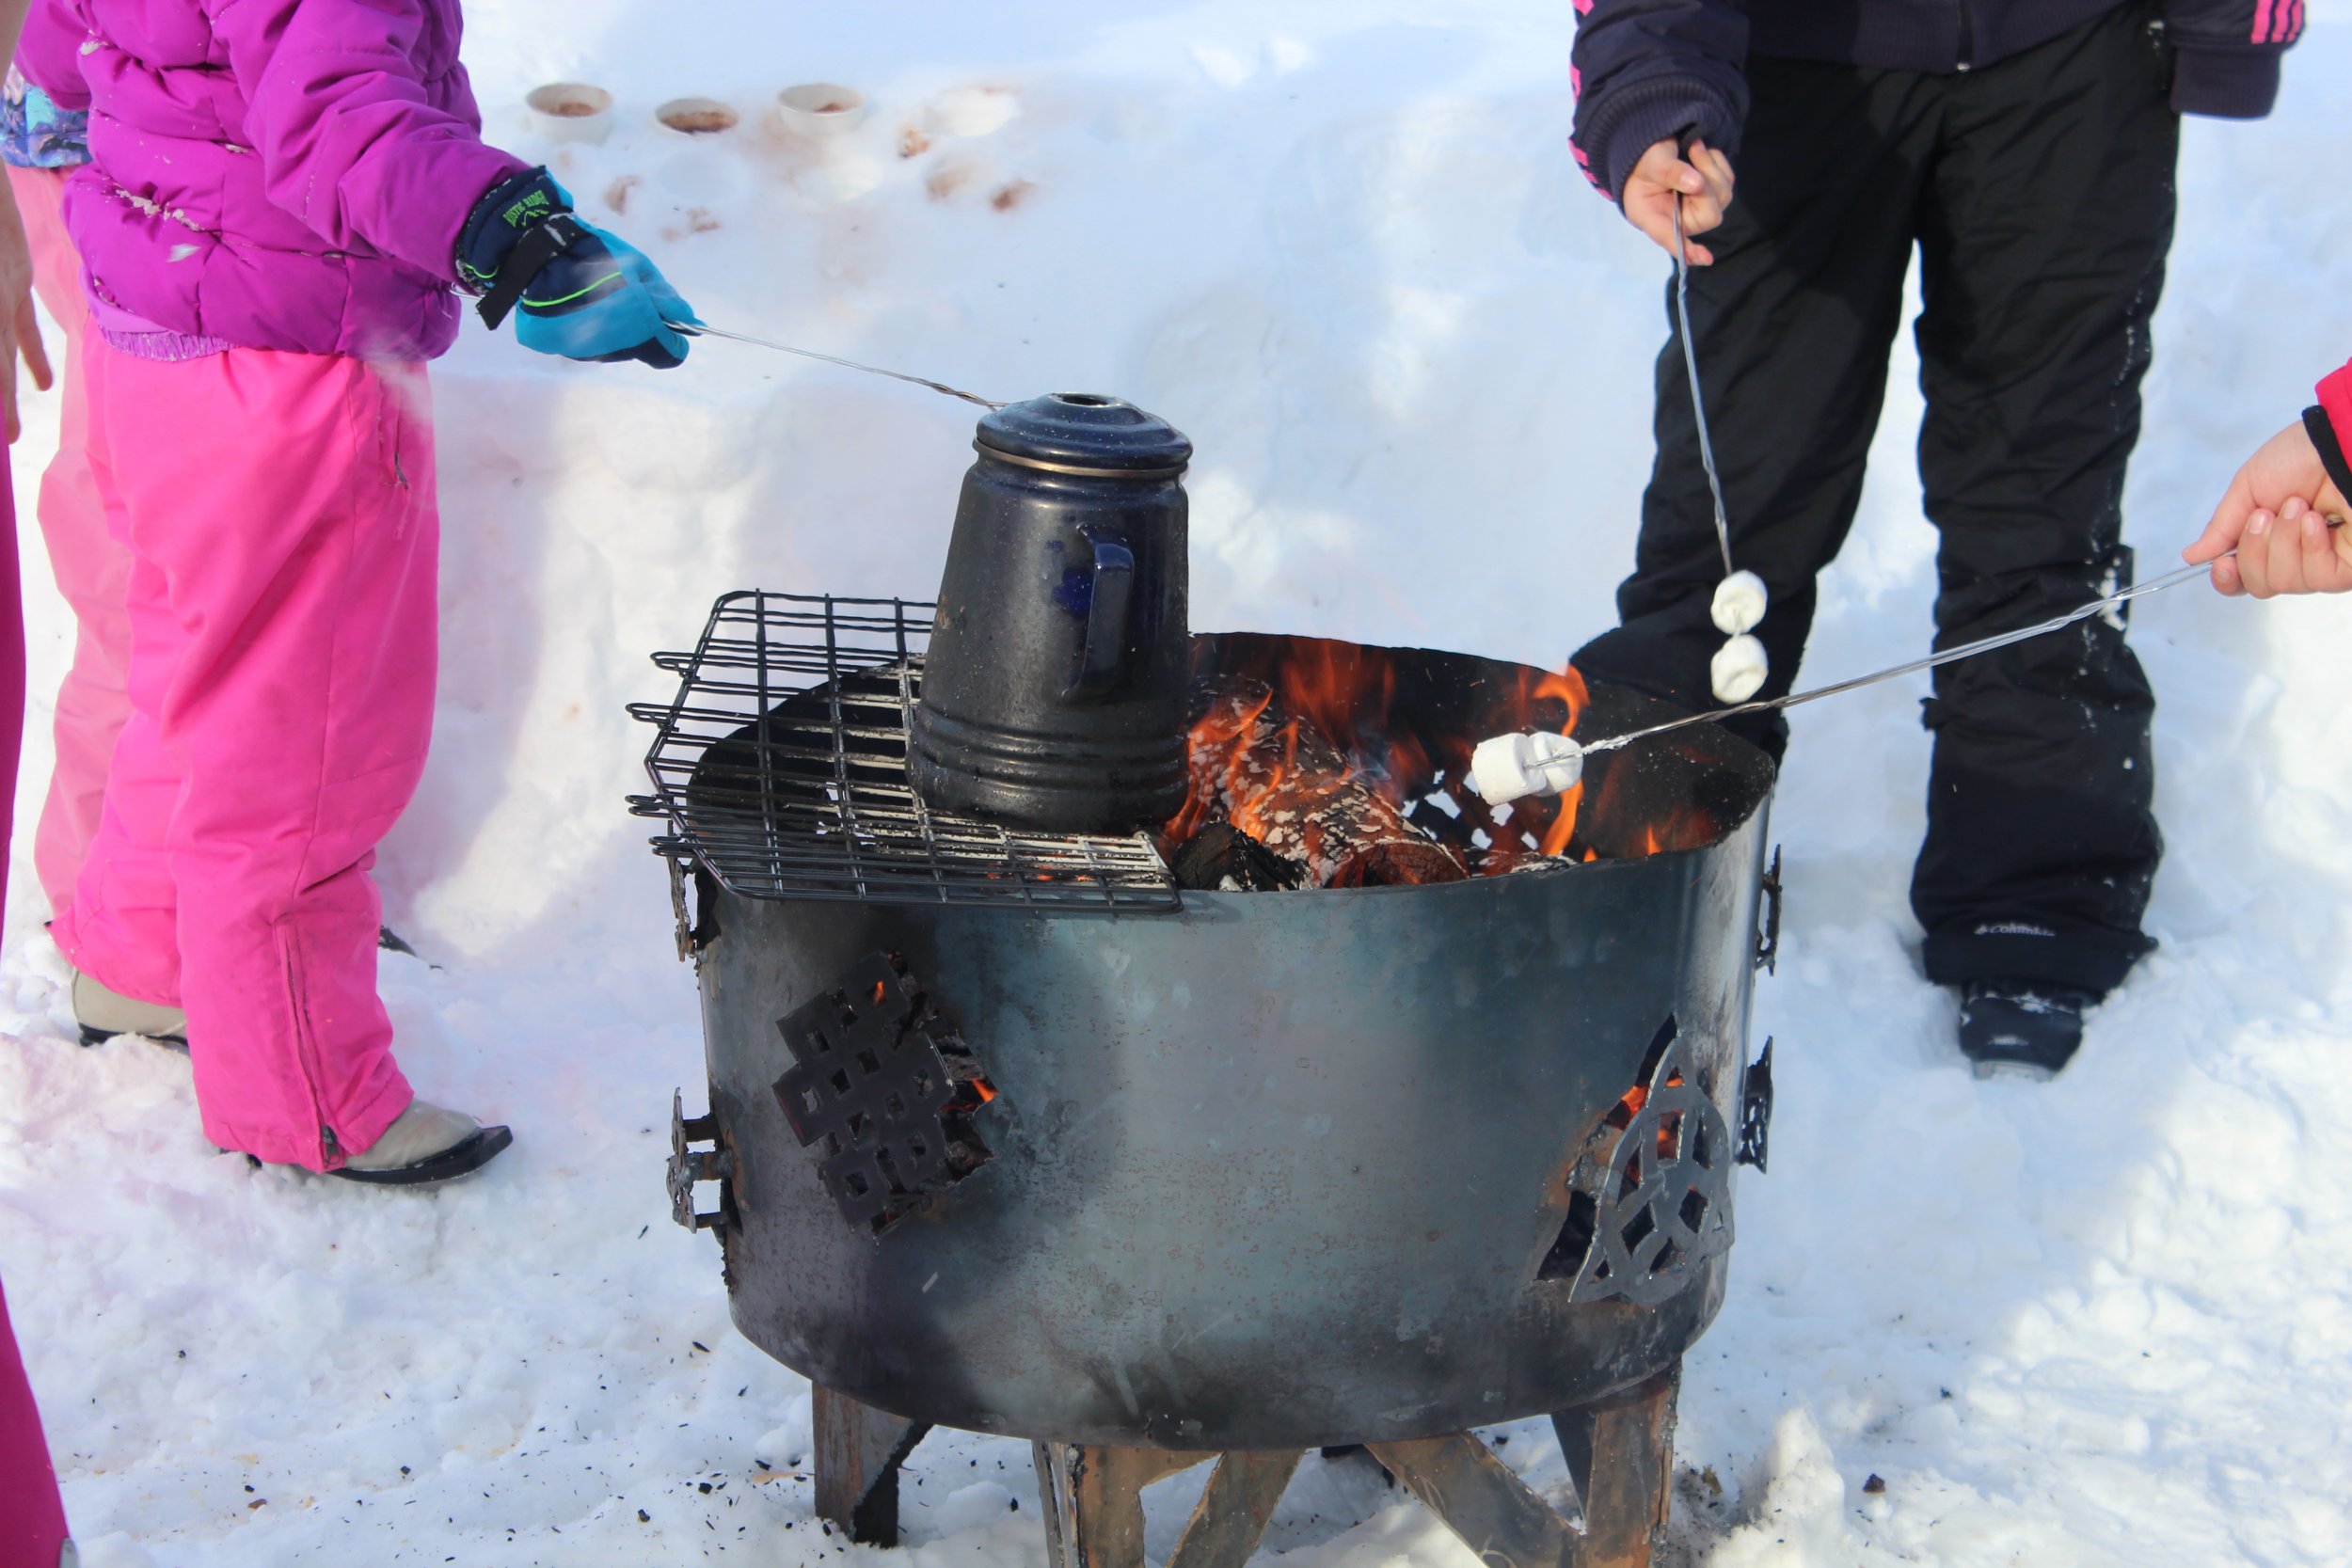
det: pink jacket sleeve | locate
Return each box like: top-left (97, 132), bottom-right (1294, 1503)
top-left (211, 0), bottom-right (526, 284)
top-left (2321, 358), bottom-right (2352, 456)
top-left (15, 0), bottom-right (93, 108)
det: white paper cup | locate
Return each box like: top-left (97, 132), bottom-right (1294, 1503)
top-left (526, 83), bottom-right (614, 145)
top-left (657, 97), bottom-right (742, 136)
top-left (771, 83), bottom-right (868, 139)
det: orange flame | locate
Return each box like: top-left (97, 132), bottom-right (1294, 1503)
top-left (1167, 641), bottom-right (1725, 877)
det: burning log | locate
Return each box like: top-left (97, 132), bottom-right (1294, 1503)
top-left (1176, 681), bottom-right (1469, 889)
top-left (1169, 822), bottom-right (1307, 893)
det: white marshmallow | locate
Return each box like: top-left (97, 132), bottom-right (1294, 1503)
top-left (1710, 634), bottom-right (1769, 704)
top-left (1710, 570), bottom-right (1769, 635)
top-left (1470, 731), bottom-right (1584, 806)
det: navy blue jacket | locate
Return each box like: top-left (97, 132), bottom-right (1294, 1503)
top-left (1570, 0), bottom-right (2303, 200)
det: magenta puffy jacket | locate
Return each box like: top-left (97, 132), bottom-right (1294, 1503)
top-left (20, 0), bottom-right (528, 358)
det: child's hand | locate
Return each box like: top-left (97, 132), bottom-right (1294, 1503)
top-left (0, 178), bottom-right (54, 445)
top-left (514, 225), bottom-right (696, 370)
top-left (2185, 420), bottom-right (2352, 595)
top-left (2195, 496), bottom-right (2352, 598)
top-left (1621, 136), bottom-right (1736, 265)
top-left (459, 168), bottom-right (695, 370)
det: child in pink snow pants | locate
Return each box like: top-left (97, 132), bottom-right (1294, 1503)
top-left (24, 0), bottom-right (697, 1184)
top-left (0, 51), bottom-right (74, 1553)
top-left (0, 359), bottom-right (72, 1568)
top-left (68, 348), bottom-right (440, 1169)
top-left (4, 71), bottom-right (128, 920)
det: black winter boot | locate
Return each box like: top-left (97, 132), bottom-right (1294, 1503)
top-left (1958, 982), bottom-right (2094, 1078)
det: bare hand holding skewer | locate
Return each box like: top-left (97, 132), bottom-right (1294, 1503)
top-left (1621, 135), bottom-right (1736, 265)
top-left (2185, 418), bottom-right (2352, 596)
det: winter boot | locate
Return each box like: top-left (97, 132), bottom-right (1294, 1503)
top-left (1958, 982), bottom-right (2094, 1079)
top-left (328, 1100), bottom-right (513, 1187)
top-left (72, 972), bottom-right (188, 1052)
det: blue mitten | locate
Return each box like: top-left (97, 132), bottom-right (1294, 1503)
top-left (458, 168), bottom-right (697, 369)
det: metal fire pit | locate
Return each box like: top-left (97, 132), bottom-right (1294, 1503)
top-left (638, 597), bottom-right (1779, 1568)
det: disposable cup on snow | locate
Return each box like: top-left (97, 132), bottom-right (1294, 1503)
top-left (657, 97), bottom-right (742, 137)
top-left (771, 84), bottom-right (869, 140)
top-left (526, 83), bottom-right (614, 145)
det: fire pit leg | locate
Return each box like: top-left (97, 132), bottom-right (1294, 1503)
top-left (811, 1385), bottom-right (930, 1546)
top-left (1364, 1433), bottom-right (1574, 1568)
top-left (1032, 1444), bottom-right (1215, 1568)
top-left (1165, 1450), bottom-right (1303, 1568)
top-left (1550, 1364), bottom-right (1681, 1568)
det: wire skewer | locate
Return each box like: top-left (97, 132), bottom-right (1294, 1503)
top-left (666, 318), bottom-right (1009, 409)
top-left (1557, 548), bottom-right (2264, 763)
top-left (1672, 199), bottom-right (1736, 581)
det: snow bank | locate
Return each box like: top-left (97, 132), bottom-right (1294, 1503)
top-left (5, 4), bottom-right (2351, 1564)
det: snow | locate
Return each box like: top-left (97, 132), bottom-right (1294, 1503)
top-left (6, 3), bottom-right (2352, 1563)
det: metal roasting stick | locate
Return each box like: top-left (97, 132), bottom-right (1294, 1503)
top-left (665, 318), bottom-right (1009, 410)
top-left (1515, 548), bottom-right (2264, 772)
top-left (1673, 198), bottom-right (1737, 580)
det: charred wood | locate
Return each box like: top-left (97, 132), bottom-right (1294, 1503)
top-left (1179, 682), bottom-right (1468, 890)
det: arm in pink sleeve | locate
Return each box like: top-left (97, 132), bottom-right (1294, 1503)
top-left (15, 0), bottom-right (93, 109)
top-left (212, 0), bottom-right (526, 282)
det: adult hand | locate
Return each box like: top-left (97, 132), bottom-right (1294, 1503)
top-left (2184, 420), bottom-right (2352, 595)
top-left (0, 176), bottom-right (55, 445)
top-left (1621, 136), bottom-right (1735, 265)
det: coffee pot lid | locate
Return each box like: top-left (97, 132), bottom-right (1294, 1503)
top-left (976, 393), bottom-right (1193, 474)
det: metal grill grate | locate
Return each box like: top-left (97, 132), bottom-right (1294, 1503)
top-left (628, 592), bottom-right (1180, 911)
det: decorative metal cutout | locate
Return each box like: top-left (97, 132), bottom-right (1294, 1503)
top-left (773, 951), bottom-right (997, 1237)
top-left (1542, 1019), bottom-right (1735, 1307)
top-left (1736, 1038), bottom-right (1773, 1173)
top-left (669, 1088), bottom-right (736, 1234)
top-left (1756, 847), bottom-right (1783, 974)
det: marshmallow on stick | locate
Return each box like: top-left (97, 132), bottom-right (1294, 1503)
top-left (1470, 730), bottom-right (1583, 807)
top-left (1710, 570), bottom-right (1768, 635)
top-left (1711, 634), bottom-right (1769, 704)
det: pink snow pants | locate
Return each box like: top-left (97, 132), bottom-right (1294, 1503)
top-left (0, 437), bottom-right (72, 1562)
top-left (8, 164), bottom-right (133, 916)
top-left (0, 1275), bottom-right (68, 1568)
top-left (52, 341), bottom-right (436, 1170)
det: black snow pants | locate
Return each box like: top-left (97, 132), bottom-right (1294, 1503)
top-left (1572, 1), bottom-right (2177, 999)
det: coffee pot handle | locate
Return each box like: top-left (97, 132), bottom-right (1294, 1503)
top-left (1062, 531), bottom-right (1136, 703)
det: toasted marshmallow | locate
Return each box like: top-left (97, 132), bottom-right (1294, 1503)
top-left (1470, 731), bottom-right (1584, 806)
top-left (1710, 570), bottom-right (1769, 635)
top-left (1711, 634), bottom-right (1769, 704)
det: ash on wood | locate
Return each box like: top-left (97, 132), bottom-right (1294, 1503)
top-left (1178, 681), bottom-right (1467, 890)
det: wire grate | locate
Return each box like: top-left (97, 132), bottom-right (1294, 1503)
top-left (628, 592), bottom-right (1181, 911)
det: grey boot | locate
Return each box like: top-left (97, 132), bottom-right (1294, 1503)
top-left (330, 1100), bottom-right (513, 1186)
top-left (72, 972), bottom-right (188, 1051)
